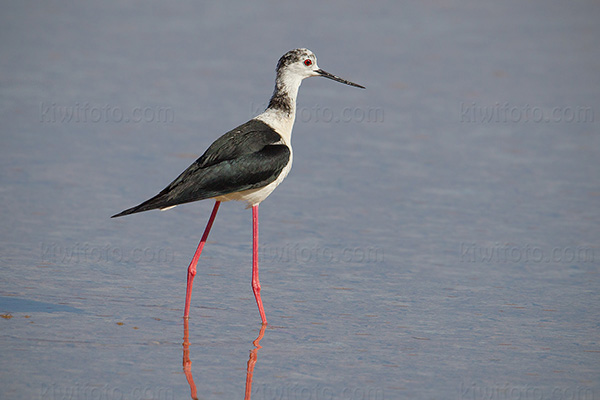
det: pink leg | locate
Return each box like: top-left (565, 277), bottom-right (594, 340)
top-left (184, 201), bottom-right (220, 319)
top-left (252, 205), bottom-right (267, 324)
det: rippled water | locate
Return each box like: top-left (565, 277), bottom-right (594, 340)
top-left (1, 1), bottom-right (599, 399)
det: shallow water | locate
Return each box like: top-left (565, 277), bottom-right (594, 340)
top-left (1, 1), bottom-right (599, 399)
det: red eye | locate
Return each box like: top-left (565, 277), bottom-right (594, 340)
top-left (304, 59), bottom-right (312, 66)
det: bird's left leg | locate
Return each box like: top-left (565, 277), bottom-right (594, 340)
top-left (183, 200), bottom-right (220, 318)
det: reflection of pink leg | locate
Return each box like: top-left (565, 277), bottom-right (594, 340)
top-left (244, 324), bottom-right (267, 400)
top-left (182, 319), bottom-right (198, 400)
top-left (252, 205), bottom-right (267, 324)
top-left (183, 201), bottom-right (221, 319)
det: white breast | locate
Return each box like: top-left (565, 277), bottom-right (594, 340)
top-left (255, 109), bottom-right (295, 147)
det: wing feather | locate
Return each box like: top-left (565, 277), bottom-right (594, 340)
top-left (112, 120), bottom-right (289, 217)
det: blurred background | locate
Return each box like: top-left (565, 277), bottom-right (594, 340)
top-left (1, 1), bottom-right (599, 399)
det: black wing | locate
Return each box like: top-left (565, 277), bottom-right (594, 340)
top-left (112, 119), bottom-right (290, 218)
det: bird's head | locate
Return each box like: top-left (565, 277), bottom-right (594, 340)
top-left (275, 48), bottom-right (365, 89)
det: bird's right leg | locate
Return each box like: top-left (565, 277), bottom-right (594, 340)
top-left (184, 200), bottom-right (221, 319)
top-left (252, 204), bottom-right (268, 324)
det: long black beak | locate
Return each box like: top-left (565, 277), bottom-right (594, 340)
top-left (316, 69), bottom-right (365, 89)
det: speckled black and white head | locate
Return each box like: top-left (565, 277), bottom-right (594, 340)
top-left (267, 48), bottom-right (364, 115)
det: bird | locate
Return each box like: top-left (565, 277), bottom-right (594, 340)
top-left (112, 48), bottom-right (364, 324)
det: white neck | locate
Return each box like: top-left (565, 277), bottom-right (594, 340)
top-left (255, 72), bottom-right (303, 146)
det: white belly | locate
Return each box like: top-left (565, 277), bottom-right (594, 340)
top-left (214, 152), bottom-right (293, 208)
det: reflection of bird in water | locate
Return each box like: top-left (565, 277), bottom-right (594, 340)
top-left (182, 319), bottom-right (198, 400)
top-left (113, 49), bottom-right (363, 324)
top-left (182, 320), bottom-right (267, 400)
top-left (245, 325), bottom-right (267, 399)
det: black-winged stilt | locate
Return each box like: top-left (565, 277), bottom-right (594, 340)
top-left (112, 48), bottom-right (364, 324)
